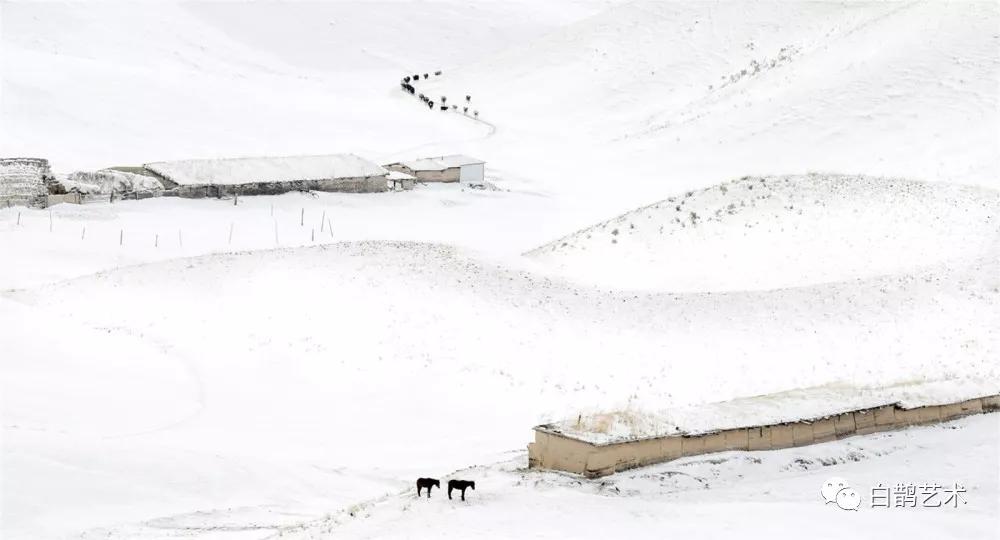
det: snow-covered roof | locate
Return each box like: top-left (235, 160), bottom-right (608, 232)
top-left (399, 154), bottom-right (484, 171)
top-left (386, 170), bottom-right (415, 180)
top-left (145, 154), bottom-right (387, 186)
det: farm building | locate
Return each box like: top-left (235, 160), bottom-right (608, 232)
top-left (385, 154), bottom-right (485, 184)
top-left (528, 381), bottom-right (1000, 478)
top-left (0, 157), bottom-right (53, 208)
top-left (144, 154), bottom-right (389, 198)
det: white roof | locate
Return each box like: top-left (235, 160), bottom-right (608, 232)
top-left (145, 154), bottom-right (387, 186)
top-left (400, 154), bottom-right (484, 171)
top-left (386, 170), bottom-right (415, 180)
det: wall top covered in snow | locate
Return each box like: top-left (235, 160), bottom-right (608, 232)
top-left (145, 154), bottom-right (388, 186)
top-left (540, 378), bottom-right (1000, 445)
top-left (398, 154), bottom-right (484, 171)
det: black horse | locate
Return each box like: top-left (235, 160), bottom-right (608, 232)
top-left (416, 478), bottom-right (440, 498)
top-left (447, 480), bottom-right (475, 501)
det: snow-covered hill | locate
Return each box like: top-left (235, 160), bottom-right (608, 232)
top-left (0, 1), bottom-right (604, 172)
top-left (3, 0), bottom-right (996, 208)
top-left (1, 1), bottom-right (998, 538)
top-left (4, 240), bottom-right (997, 537)
top-left (411, 0), bottom-right (1000, 208)
top-left (527, 174), bottom-right (1000, 291)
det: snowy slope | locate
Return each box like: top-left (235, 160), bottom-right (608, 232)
top-left (0, 1), bottom-right (605, 173)
top-left (526, 174), bottom-right (1000, 291)
top-left (411, 0), bottom-right (999, 209)
top-left (3, 0), bottom-right (996, 205)
top-left (3, 241), bottom-right (997, 537)
top-left (1, 1), bottom-right (998, 538)
top-left (277, 416), bottom-right (999, 540)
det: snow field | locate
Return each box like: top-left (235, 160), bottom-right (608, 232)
top-left (1, 0), bottom-right (998, 538)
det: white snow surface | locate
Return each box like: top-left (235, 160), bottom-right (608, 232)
top-left (65, 169), bottom-right (164, 194)
top-left (544, 379), bottom-right (1000, 444)
top-left (400, 154), bottom-right (486, 171)
top-left (145, 154), bottom-right (387, 186)
top-left (385, 170), bottom-right (415, 181)
top-left (1, 1), bottom-right (998, 539)
top-left (526, 174), bottom-right (1000, 291)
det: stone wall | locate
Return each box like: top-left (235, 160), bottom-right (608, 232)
top-left (528, 396), bottom-right (1000, 478)
top-left (171, 175), bottom-right (388, 198)
top-left (0, 157), bottom-right (51, 208)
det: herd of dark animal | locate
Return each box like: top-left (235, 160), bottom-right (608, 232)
top-left (399, 71), bottom-right (479, 118)
top-left (416, 477), bottom-right (476, 501)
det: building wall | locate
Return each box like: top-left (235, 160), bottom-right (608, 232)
top-left (529, 395), bottom-right (1000, 478)
top-left (459, 163), bottom-right (485, 184)
top-left (171, 175), bottom-right (388, 198)
top-left (385, 163), bottom-right (469, 183)
top-left (414, 168), bottom-right (459, 183)
top-left (47, 192), bottom-right (84, 205)
top-left (1, 157), bottom-right (51, 208)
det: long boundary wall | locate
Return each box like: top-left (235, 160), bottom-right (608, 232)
top-left (166, 175), bottom-right (388, 198)
top-left (528, 395), bottom-right (1000, 478)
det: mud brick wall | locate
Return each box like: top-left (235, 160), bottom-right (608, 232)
top-left (529, 395), bottom-right (1000, 478)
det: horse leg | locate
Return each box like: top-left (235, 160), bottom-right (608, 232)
top-left (461, 488), bottom-right (466, 501)
top-left (448, 486), bottom-right (453, 500)
top-left (427, 485), bottom-right (432, 499)
top-left (417, 485), bottom-right (423, 497)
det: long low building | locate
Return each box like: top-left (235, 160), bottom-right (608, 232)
top-left (385, 154), bottom-right (484, 184)
top-left (528, 379), bottom-right (1000, 478)
top-left (144, 154), bottom-right (389, 197)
